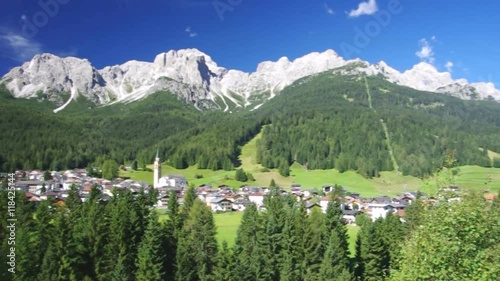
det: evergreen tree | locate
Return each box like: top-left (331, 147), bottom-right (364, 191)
top-left (324, 200), bottom-right (349, 255)
top-left (320, 230), bottom-right (353, 281)
top-left (33, 199), bottom-right (53, 275)
top-left (180, 185), bottom-right (197, 223)
top-left (176, 200), bottom-right (218, 281)
top-left (302, 206), bottom-right (325, 281)
top-left (131, 160), bottom-right (138, 170)
top-left (102, 159), bottom-right (119, 180)
top-left (321, 200), bottom-right (352, 280)
top-left (135, 212), bottom-right (168, 281)
top-left (12, 196), bottom-right (37, 281)
top-left (233, 204), bottom-right (271, 281)
top-left (43, 170), bottom-right (52, 180)
top-left (213, 241), bottom-right (237, 281)
top-left (403, 195), bottom-right (424, 234)
top-left (381, 212), bottom-right (405, 272)
top-left (270, 179), bottom-right (277, 188)
top-left (235, 168), bottom-right (248, 182)
top-left (279, 205), bottom-right (303, 281)
top-left (278, 161), bottom-right (290, 177)
top-left (65, 184), bottom-right (82, 211)
top-left (362, 219), bottom-right (390, 281)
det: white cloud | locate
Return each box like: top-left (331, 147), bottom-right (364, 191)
top-left (185, 26), bottom-right (198, 37)
top-left (348, 0), bottom-right (378, 18)
top-left (445, 61), bottom-right (454, 72)
top-left (0, 32), bottom-right (42, 62)
top-left (415, 38), bottom-right (435, 64)
top-left (324, 3), bottom-right (334, 15)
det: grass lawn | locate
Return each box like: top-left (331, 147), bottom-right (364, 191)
top-left (347, 225), bottom-right (360, 257)
top-left (213, 212), bottom-right (244, 247)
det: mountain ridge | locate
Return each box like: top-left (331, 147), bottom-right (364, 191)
top-left (1, 48), bottom-right (499, 113)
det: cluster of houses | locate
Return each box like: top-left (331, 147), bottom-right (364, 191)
top-left (156, 182), bottom-right (426, 224)
top-left (5, 169), bottom-right (495, 225)
top-left (6, 169), bottom-right (149, 204)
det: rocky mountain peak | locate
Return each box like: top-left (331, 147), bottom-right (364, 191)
top-left (1, 48), bottom-right (499, 113)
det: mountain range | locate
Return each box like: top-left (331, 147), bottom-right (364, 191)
top-left (1, 49), bottom-right (499, 113)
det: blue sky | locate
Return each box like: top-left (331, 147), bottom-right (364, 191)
top-left (0, 0), bottom-right (499, 84)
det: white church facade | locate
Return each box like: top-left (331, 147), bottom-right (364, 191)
top-left (153, 150), bottom-right (187, 189)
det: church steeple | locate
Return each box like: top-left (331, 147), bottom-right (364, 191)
top-left (154, 149), bottom-right (161, 189)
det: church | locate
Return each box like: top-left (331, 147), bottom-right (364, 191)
top-left (153, 150), bottom-right (188, 189)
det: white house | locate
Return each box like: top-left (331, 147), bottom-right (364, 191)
top-left (248, 192), bottom-right (265, 207)
top-left (319, 196), bottom-right (331, 213)
top-left (367, 204), bottom-right (394, 221)
top-left (208, 198), bottom-right (233, 212)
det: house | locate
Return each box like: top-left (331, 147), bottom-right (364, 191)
top-left (306, 202), bottom-right (321, 214)
top-left (367, 204), bottom-right (394, 221)
top-left (157, 194), bottom-right (170, 208)
top-left (232, 199), bottom-right (253, 211)
top-left (319, 196), bottom-right (332, 213)
top-left (27, 170), bottom-right (44, 181)
top-left (342, 210), bottom-right (362, 224)
top-left (248, 192), bottom-right (265, 207)
top-left (209, 198), bottom-right (233, 212)
top-left (15, 181), bottom-right (53, 195)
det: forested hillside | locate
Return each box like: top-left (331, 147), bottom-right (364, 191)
top-left (1, 70), bottom-right (500, 178)
top-left (255, 72), bottom-right (500, 178)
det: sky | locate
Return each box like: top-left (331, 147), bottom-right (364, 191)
top-left (0, 0), bottom-right (499, 84)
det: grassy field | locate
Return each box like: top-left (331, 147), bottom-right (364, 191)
top-left (213, 212), bottom-right (244, 247)
top-left (347, 225), bottom-right (360, 257)
top-left (121, 130), bottom-right (500, 197)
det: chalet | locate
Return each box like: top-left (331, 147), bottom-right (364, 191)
top-left (209, 198), bottom-right (233, 212)
top-left (232, 199), bottom-right (253, 211)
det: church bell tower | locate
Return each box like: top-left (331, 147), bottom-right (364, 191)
top-left (154, 149), bottom-right (161, 189)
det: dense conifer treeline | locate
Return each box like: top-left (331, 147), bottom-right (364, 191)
top-left (0, 184), bottom-right (497, 280)
top-left (1, 71), bottom-right (500, 178)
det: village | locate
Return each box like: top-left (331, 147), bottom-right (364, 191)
top-left (4, 164), bottom-right (479, 225)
